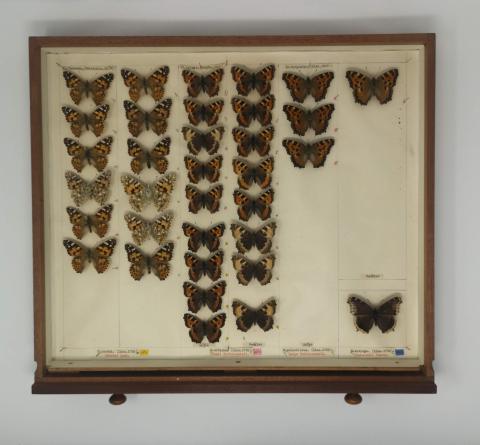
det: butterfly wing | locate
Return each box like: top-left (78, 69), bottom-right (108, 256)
top-left (124, 100), bottom-right (145, 137)
top-left (149, 99), bottom-right (172, 135)
top-left (204, 155), bottom-right (223, 183)
top-left (121, 174), bottom-right (147, 212)
top-left (254, 254), bottom-right (275, 285)
top-left (232, 126), bottom-right (274, 157)
top-left (282, 73), bottom-right (309, 103)
top-left (230, 223), bottom-right (254, 253)
top-left (150, 212), bottom-right (173, 244)
top-left (205, 250), bottom-right (224, 281)
top-left (150, 137), bottom-right (170, 174)
top-left (204, 223), bottom-right (225, 252)
top-left (347, 295), bottom-right (375, 333)
top-left (253, 64), bottom-right (275, 95)
top-left (91, 204), bottom-right (113, 238)
top-left (308, 138), bottom-right (335, 168)
top-left (255, 299), bottom-right (277, 331)
top-left (203, 100), bottom-right (224, 126)
top-left (311, 104), bottom-right (335, 135)
top-left (205, 313), bottom-right (226, 343)
top-left (255, 221), bottom-right (277, 254)
top-left (310, 71), bottom-right (334, 102)
top-left (184, 156), bottom-right (203, 184)
top-left (204, 281), bottom-right (226, 312)
top-left (232, 253), bottom-right (254, 285)
top-left (121, 68), bottom-right (143, 102)
top-left (231, 97), bottom-right (254, 127)
top-left (90, 136), bottom-right (112, 172)
top-left (183, 313), bottom-right (206, 343)
top-left (182, 126), bottom-right (224, 155)
top-left (93, 238), bottom-right (116, 273)
top-left (151, 242), bottom-right (174, 280)
top-left (152, 172), bottom-right (176, 211)
top-left (346, 70), bottom-right (373, 106)
top-left (373, 69), bottom-right (399, 105)
top-left (232, 300), bottom-right (256, 332)
top-left (125, 243), bottom-right (147, 280)
top-left (185, 185), bottom-right (202, 214)
top-left (375, 295), bottom-right (403, 333)
top-left (283, 104), bottom-right (309, 136)
top-left (146, 66), bottom-right (169, 101)
top-left (254, 188), bottom-right (274, 220)
top-left (184, 252), bottom-right (203, 282)
top-left (127, 138), bottom-right (147, 174)
top-left (233, 190), bottom-right (253, 221)
top-left (282, 139), bottom-right (308, 168)
top-left (90, 73), bottom-right (114, 105)
top-left (66, 207), bottom-right (87, 239)
top-left (88, 104), bottom-right (109, 137)
top-left (182, 223), bottom-right (203, 252)
top-left (183, 282), bottom-right (204, 313)
top-left (63, 239), bottom-right (87, 273)
top-left (204, 184), bottom-right (223, 213)
top-left (231, 66), bottom-right (254, 95)
top-left (65, 171), bottom-right (89, 206)
top-left (202, 68), bottom-right (224, 97)
top-left (91, 170), bottom-right (111, 205)
top-left (64, 138), bottom-right (86, 172)
top-left (125, 212), bottom-right (149, 245)
top-left (62, 106), bottom-right (84, 137)
top-left (182, 70), bottom-right (203, 97)
top-left (63, 71), bottom-right (84, 105)
top-left (255, 95), bottom-right (275, 126)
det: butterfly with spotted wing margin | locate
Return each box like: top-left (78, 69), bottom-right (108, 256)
top-left (184, 155), bottom-right (223, 184)
top-left (63, 70), bottom-right (114, 105)
top-left (124, 212), bottom-right (173, 245)
top-left (232, 253), bottom-right (275, 286)
top-left (182, 68), bottom-right (224, 97)
top-left (230, 221), bottom-right (276, 254)
top-left (66, 204), bottom-right (113, 239)
top-left (65, 170), bottom-right (111, 206)
top-left (231, 64), bottom-right (275, 96)
top-left (233, 188), bottom-right (274, 221)
top-left (184, 98), bottom-right (224, 126)
top-left (123, 99), bottom-right (172, 137)
top-left (64, 137), bottom-right (112, 173)
top-left (283, 103), bottom-right (335, 136)
top-left (181, 126), bottom-right (225, 155)
top-left (185, 184), bottom-right (223, 214)
top-left (183, 312), bottom-right (226, 344)
top-left (62, 104), bottom-right (109, 138)
top-left (183, 280), bottom-right (226, 313)
top-left (232, 126), bottom-right (274, 157)
top-left (124, 242), bottom-right (174, 281)
top-left (127, 137), bottom-right (170, 174)
top-left (232, 156), bottom-right (273, 190)
top-left (346, 68), bottom-right (399, 105)
top-left (184, 250), bottom-right (224, 282)
top-left (121, 66), bottom-right (169, 102)
top-left (63, 238), bottom-right (116, 274)
top-left (232, 298), bottom-right (277, 332)
top-left (282, 71), bottom-right (334, 103)
top-left (282, 138), bottom-right (335, 168)
top-left (231, 95), bottom-right (275, 127)
top-left (182, 222), bottom-right (225, 252)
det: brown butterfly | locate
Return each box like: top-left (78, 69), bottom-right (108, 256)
top-left (346, 69), bottom-right (399, 105)
top-left (182, 68), bottom-right (224, 97)
top-left (63, 238), bottom-right (116, 274)
top-left (184, 250), bottom-right (223, 282)
top-left (181, 126), bottom-right (225, 155)
top-left (233, 188), bottom-right (274, 221)
top-left (63, 70), bottom-right (114, 105)
top-left (124, 242), bottom-right (174, 281)
top-left (183, 312), bottom-right (226, 344)
top-left (127, 137), bottom-right (170, 174)
top-left (232, 156), bottom-right (273, 189)
top-left (230, 221), bottom-right (276, 254)
top-left (183, 98), bottom-right (224, 126)
top-left (347, 294), bottom-right (403, 333)
top-left (282, 138), bottom-right (335, 168)
top-left (183, 281), bottom-right (226, 313)
top-left (282, 71), bottom-right (334, 103)
top-left (231, 64), bottom-right (275, 96)
top-left (124, 212), bottom-right (173, 245)
top-left (185, 184), bottom-right (223, 214)
top-left (232, 253), bottom-right (275, 286)
top-left (123, 99), bottom-right (171, 137)
top-left (65, 170), bottom-right (111, 206)
top-left (232, 126), bottom-right (274, 157)
top-left (232, 298), bottom-right (277, 332)
top-left (121, 66), bottom-right (169, 102)
top-left (283, 103), bottom-right (334, 136)
top-left (66, 204), bottom-right (113, 239)
top-left (64, 137), bottom-right (113, 172)
top-left (231, 95), bottom-right (275, 127)
top-left (62, 105), bottom-right (109, 137)
top-left (182, 222), bottom-right (225, 252)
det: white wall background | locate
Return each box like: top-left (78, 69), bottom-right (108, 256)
top-left (0, 0), bottom-right (478, 443)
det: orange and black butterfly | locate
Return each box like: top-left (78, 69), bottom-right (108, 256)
top-left (182, 222), bottom-right (225, 252)
top-left (127, 137), bottom-right (170, 174)
top-left (346, 68), bottom-right (399, 105)
top-left (184, 155), bottom-right (223, 184)
top-left (181, 126), bottom-right (224, 155)
top-left (64, 137), bottom-right (113, 172)
top-left (182, 68), bottom-right (224, 97)
top-left (347, 294), bottom-right (402, 333)
top-left (65, 170), bottom-right (111, 206)
top-left (62, 105), bottom-right (109, 137)
top-left (231, 95), bottom-right (275, 127)
top-left (63, 238), bottom-right (116, 274)
top-left (66, 204), bottom-right (113, 239)
top-left (230, 221), bottom-right (276, 254)
top-left (124, 242), bottom-right (174, 281)
top-left (184, 98), bottom-right (224, 126)
top-left (183, 281), bottom-right (226, 313)
top-left (232, 156), bottom-right (273, 189)
top-left (232, 299), bottom-right (277, 332)
top-left (184, 250), bottom-right (223, 282)
top-left (283, 103), bottom-right (334, 136)
top-left (123, 99), bottom-right (172, 137)
top-left (282, 138), bottom-right (335, 168)
top-left (121, 66), bottom-right (169, 102)
top-left (282, 71), bottom-right (334, 103)
top-left (124, 212), bottom-right (173, 245)
top-left (232, 253), bottom-right (275, 286)
top-left (231, 64), bottom-right (275, 96)
top-left (233, 188), bottom-right (274, 221)
top-left (185, 184), bottom-right (223, 214)
top-left (232, 126), bottom-right (274, 157)
top-left (183, 312), bottom-right (226, 344)
top-left (63, 70), bottom-right (114, 105)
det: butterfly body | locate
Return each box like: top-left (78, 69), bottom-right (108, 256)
top-left (231, 64), bottom-right (275, 96)
top-left (124, 212), bottom-right (173, 245)
top-left (283, 103), bottom-right (334, 136)
top-left (184, 250), bottom-right (224, 282)
top-left (183, 281), bottom-right (226, 313)
top-left (65, 170), bottom-right (111, 206)
top-left (233, 188), bottom-right (274, 221)
top-left (182, 68), bottom-right (224, 97)
top-left (182, 126), bottom-right (224, 155)
top-left (63, 71), bottom-right (113, 105)
top-left (184, 155), bottom-right (223, 183)
top-left (232, 156), bottom-right (273, 189)
top-left (232, 299), bottom-right (277, 332)
top-left (231, 95), bottom-right (275, 127)
top-left (230, 221), bottom-right (276, 254)
top-left (121, 67), bottom-right (169, 102)
top-left (66, 204), bottom-right (113, 239)
top-left (185, 184), bottom-right (223, 214)
top-left (62, 105), bottom-right (109, 137)
top-left (282, 71), bottom-right (334, 103)
top-left (232, 126), bottom-right (274, 157)
top-left (346, 69), bottom-right (399, 105)
top-left (123, 99), bottom-right (171, 136)
top-left (182, 223), bottom-right (225, 252)
top-left (125, 242), bottom-right (174, 280)
top-left (282, 138), bottom-right (335, 168)
top-left (184, 98), bottom-right (224, 126)
top-left (232, 253), bottom-right (275, 285)
top-left (183, 313), bottom-right (226, 343)
top-left (127, 137), bottom-right (170, 174)
top-left (64, 137), bottom-right (113, 172)
top-left (63, 238), bottom-right (116, 273)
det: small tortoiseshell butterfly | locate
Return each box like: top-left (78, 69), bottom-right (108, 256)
top-left (66, 204), bottom-right (113, 239)
top-left (233, 188), bottom-right (274, 221)
top-left (182, 222), bottom-right (225, 252)
top-left (231, 95), bottom-right (275, 127)
top-left (181, 126), bottom-right (224, 155)
top-left (65, 170), bottom-right (111, 206)
top-left (232, 298), bottom-right (277, 332)
top-left (62, 105), bottom-right (109, 138)
top-left (121, 66), bottom-right (169, 102)
top-left (182, 68), bottom-right (224, 97)
top-left (183, 98), bottom-right (224, 126)
top-left (282, 71), bottom-right (334, 103)
top-left (63, 238), bottom-right (116, 274)
top-left (282, 138), bottom-right (335, 168)
top-left (231, 64), bottom-right (275, 96)
top-left (63, 70), bottom-right (114, 105)
top-left (283, 103), bottom-right (334, 136)
top-left (124, 242), bottom-right (174, 281)
top-left (183, 312), bottom-right (226, 344)
top-left (184, 250), bottom-right (224, 282)
top-left (232, 253), bottom-right (275, 286)
top-left (124, 212), bottom-right (173, 245)
top-left (127, 137), bottom-right (170, 174)
top-left (184, 155), bottom-right (222, 184)
top-left (183, 281), bottom-right (226, 313)
top-left (230, 221), bottom-right (276, 254)
top-left (64, 137), bottom-right (112, 173)
top-left (346, 69), bottom-right (399, 105)
top-left (123, 99), bottom-right (172, 137)
top-left (232, 126), bottom-right (274, 157)
top-left (185, 184), bottom-right (223, 214)
top-left (232, 156), bottom-right (273, 190)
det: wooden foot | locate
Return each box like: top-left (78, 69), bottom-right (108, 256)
top-left (344, 393), bottom-right (362, 405)
top-left (109, 393), bottom-right (127, 405)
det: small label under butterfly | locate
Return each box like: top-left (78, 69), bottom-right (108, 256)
top-left (209, 346), bottom-right (263, 358)
top-left (282, 346), bottom-right (335, 357)
top-left (363, 273), bottom-right (384, 279)
top-left (349, 347), bottom-right (407, 358)
top-left (95, 348), bottom-right (149, 358)
top-left (285, 63), bottom-right (332, 70)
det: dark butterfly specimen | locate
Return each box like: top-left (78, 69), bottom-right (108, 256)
top-left (183, 312), bottom-right (226, 343)
top-left (62, 105), bottom-right (109, 137)
top-left (346, 68), bottom-right (399, 105)
top-left (347, 294), bottom-right (403, 333)
top-left (182, 126), bottom-right (225, 155)
top-left (184, 250), bottom-right (224, 282)
top-left (183, 280), bottom-right (226, 313)
top-left (230, 221), bottom-right (276, 254)
top-left (185, 184), bottom-right (223, 214)
top-left (232, 126), bottom-right (274, 157)
top-left (232, 298), bottom-right (277, 332)
top-left (123, 99), bottom-right (172, 137)
top-left (121, 66), bottom-right (169, 102)
top-left (184, 155), bottom-right (223, 183)
top-left (232, 253), bottom-right (275, 286)
top-left (124, 242), bottom-right (174, 281)
top-left (282, 138), bottom-right (335, 168)
top-left (66, 204), bottom-right (113, 239)
top-left (182, 68), bottom-right (224, 97)
top-left (283, 103), bottom-right (335, 136)
top-left (183, 98), bottom-right (224, 126)
top-left (64, 136), bottom-right (112, 172)
top-left (282, 71), bottom-right (334, 103)
top-left (231, 95), bottom-right (275, 127)
top-left (63, 238), bottom-right (116, 274)
top-left (231, 64), bottom-right (275, 96)
top-left (127, 137), bottom-right (170, 174)
top-left (233, 188), bottom-right (274, 221)
top-left (182, 222), bottom-right (225, 252)
top-left (63, 70), bottom-right (114, 105)
top-left (232, 156), bottom-right (273, 189)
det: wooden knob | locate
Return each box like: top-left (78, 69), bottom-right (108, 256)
top-left (109, 393), bottom-right (127, 405)
top-left (344, 393), bottom-right (362, 405)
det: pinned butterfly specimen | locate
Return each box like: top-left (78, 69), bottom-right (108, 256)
top-left (346, 68), bottom-right (399, 105)
top-left (124, 212), bottom-right (173, 245)
top-left (185, 184), bottom-right (223, 214)
top-left (232, 253), bottom-right (275, 286)
top-left (64, 137), bottom-right (113, 172)
top-left (183, 98), bottom-right (224, 126)
top-left (182, 222), bottom-right (225, 252)
top-left (123, 99), bottom-right (172, 137)
top-left (127, 137), bottom-right (170, 174)
top-left (282, 138), bottom-right (335, 168)
top-left (184, 155), bottom-right (222, 184)
top-left (65, 170), bottom-right (111, 206)
top-left (232, 298), bottom-right (277, 332)
top-left (63, 238), bottom-right (116, 274)
top-left (181, 126), bottom-right (225, 155)
top-left (347, 294), bottom-right (403, 333)
top-left (124, 242), bottom-right (174, 281)
top-left (232, 156), bottom-right (274, 189)
top-left (183, 280), bottom-right (226, 313)
top-left (283, 103), bottom-right (334, 136)
top-left (232, 126), bottom-right (274, 157)
top-left (66, 204), bottom-right (113, 239)
top-left (233, 188), bottom-right (274, 221)
top-left (63, 70), bottom-right (114, 105)
top-left (121, 172), bottom-right (176, 212)
top-left (182, 68), bottom-right (224, 97)
top-left (62, 104), bottom-right (109, 137)
top-left (183, 313), bottom-right (226, 344)
top-left (231, 64), bottom-right (275, 96)
top-left (121, 66), bottom-right (169, 102)
top-left (282, 71), bottom-right (334, 103)
top-left (230, 221), bottom-right (276, 254)
top-left (231, 95), bottom-right (275, 127)
top-left (184, 250), bottom-right (223, 282)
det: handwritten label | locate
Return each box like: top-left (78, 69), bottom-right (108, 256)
top-left (209, 346), bottom-right (263, 357)
top-left (364, 273), bottom-right (384, 279)
top-left (283, 346), bottom-right (334, 358)
top-left (349, 347), bottom-right (407, 358)
top-left (96, 348), bottom-right (149, 358)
